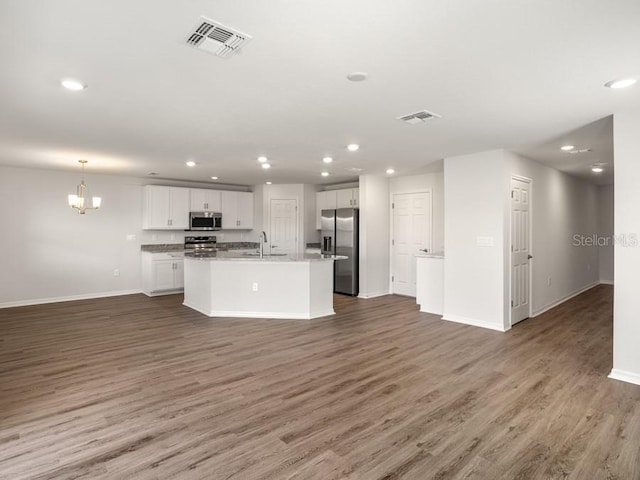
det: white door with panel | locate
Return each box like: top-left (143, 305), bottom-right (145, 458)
top-left (269, 199), bottom-right (298, 254)
top-left (511, 177), bottom-right (532, 325)
top-left (391, 192), bottom-right (432, 297)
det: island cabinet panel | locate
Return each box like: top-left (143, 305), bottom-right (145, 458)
top-left (190, 189), bottom-right (222, 212)
top-left (221, 191), bottom-right (254, 229)
top-left (141, 252), bottom-right (184, 296)
top-left (143, 185), bottom-right (190, 230)
top-left (183, 256), bottom-right (336, 319)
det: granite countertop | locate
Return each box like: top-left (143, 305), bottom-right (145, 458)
top-left (141, 242), bottom-right (259, 253)
top-left (415, 252), bottom-right (445, 259)
top-left (184, 252), bottom-right (347, 262)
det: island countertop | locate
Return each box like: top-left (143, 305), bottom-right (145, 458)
top-left (183, 252), bottom-right (347, 262)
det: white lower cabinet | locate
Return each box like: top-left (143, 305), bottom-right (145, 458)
top-left (142, 252), bottom-right (184, 296)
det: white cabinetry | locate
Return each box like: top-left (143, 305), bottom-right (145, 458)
top-left (336, 188), bottom-right (359, 208)
top-left (315, 190), bottom-right (337, 229)
top-left (221, 191), bottom-right (254, 229)
top-left (143, 186), bottom-right (190, 230)
top-left (315, 188), bottom-right (358, 229)
top-left (416, 256), bottom-right (444, 315)
top-left (142, 252), bottom-right (184, 296)
top-left (190, 189), bottom-right (222, 212)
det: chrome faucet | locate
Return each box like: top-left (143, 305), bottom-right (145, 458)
top-left (259, 231), bottom-right (268, 258)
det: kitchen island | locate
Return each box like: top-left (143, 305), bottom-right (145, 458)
top-left (183, 252), bottom-right (343, 319)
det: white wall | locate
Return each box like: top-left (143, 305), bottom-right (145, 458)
top-left (303, 184), bottom-right (319, 245)
top-left (611, 110), bottom-right (640, 385)
top-left (506, 152), bottom-right (600, 316)
top-left (0, 165), bottom-right (254, 307)
top-left (390, 171), bottom-right (444, 253)
top-left (358, 174), bottom-right (390, 298)
top-left (443, 150), bottom-right (508, 331)
top-left (598, 184), bottom-right (614, 285)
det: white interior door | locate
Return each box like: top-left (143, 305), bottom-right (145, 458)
top-left (511, 177), bottom-right (532, 325)
top-left (392, 192), bottom-right (432, 296)
top-left (269, 199), bottom-right (298, 254)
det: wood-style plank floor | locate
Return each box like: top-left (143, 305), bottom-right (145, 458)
top-left (1, 285), bottom-right (639, 479)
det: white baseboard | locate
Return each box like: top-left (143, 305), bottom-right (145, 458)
top-left (183, 301), bottom-right (334, 320)
top-left (609, 368), bottom-right (640, 386)
top-left (532, 282), bottom-right (599, 317)
top-left (0, 289), bottom-right (143, 309)
top-left (441, 314), bottom-right (507, 332)
top-left (358, 290), bottom-right (389, 299)
top-left (599, 280), bottom-right (614, 286)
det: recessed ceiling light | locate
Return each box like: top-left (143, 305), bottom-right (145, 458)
top-left (186, 160), bottom-right (196, 167)
top-left (604, 78), bottom-right (637, 89)
top-left (257, 156), bottom-right (268, 163)
top-left (560, 145), bottom-right (575, 151)
top-left (61, 78), bottom-right (86, 91)
top-left (346, 72), bottom-right (368, 82)
top-left (211, 176), bottom-right (219, 180)
top-left (261, 163), bottom-right (271, 169)
top-left (386, 168), bottom-right (395, 174)
top-left (323, 156), bottom-right (333, 164)
top-left (347, 144), bottom-right (359, 152)
top-left (266, 181), bottom-right (272, 185)
top-left (321, 172), bottom-right (329, 177)
top-left (591, 165), bottom-right (604, 173)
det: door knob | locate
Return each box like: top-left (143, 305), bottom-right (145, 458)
top-left (528, 254), bottom-right (533, 259)
top-left (420, 248), bottom-right (429, 253)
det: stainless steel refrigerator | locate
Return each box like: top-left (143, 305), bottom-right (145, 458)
top-left (321, 208), bottom-right (359, 296)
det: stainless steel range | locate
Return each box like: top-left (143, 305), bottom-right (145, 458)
top-left (184, 236), bottom-right (217, 256)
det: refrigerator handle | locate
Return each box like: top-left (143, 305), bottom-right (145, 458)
top-left (323, 236), bottom-right (332, 253)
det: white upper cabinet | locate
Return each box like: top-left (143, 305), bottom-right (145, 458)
top-left (336, 188), bottom-right (359, 208)
top-left (221, 191), bottom-right (254, 229)
top-left (315, 190), bottom-right (337, 229)
top-left (143, 186), bottom-right (190, 230)
top-left (190, 189), bottom-right (222, 212)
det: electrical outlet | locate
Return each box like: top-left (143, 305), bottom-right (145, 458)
top-left (151, 234), bottom-right (157, 241)
top-left (547, 276), bottom-right (551, 287)
top-left (113, 269), bottom-right (120, 277)
top-left (170, 234), bottom-right (176, 241)
top-left (252, 282), bottom-right (258, 292)
top-left (126, 234), bottom-right (136, 241)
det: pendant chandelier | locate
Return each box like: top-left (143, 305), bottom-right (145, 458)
top-left (68, 160), bottom-right (102, 214)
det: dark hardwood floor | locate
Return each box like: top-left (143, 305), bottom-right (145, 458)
top-left (1, 285), bottom-right (639, 479)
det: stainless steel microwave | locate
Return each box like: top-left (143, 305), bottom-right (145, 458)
top-left (189, 211), bottom-right (222, 231)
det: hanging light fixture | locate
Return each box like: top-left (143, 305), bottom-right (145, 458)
top-left (68, 160), bottom-right (101, 214)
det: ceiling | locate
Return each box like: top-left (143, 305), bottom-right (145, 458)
top-left (0, 1), bottom-right (637, 186)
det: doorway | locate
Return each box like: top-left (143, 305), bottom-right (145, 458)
top-left (391, 191), bottom-right (432, 296)
top-left (510, 176), bottom-right (532, 325)
top-left (269, 198), bottom-right (298, 255)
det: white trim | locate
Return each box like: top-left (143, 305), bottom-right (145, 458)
top-left (143, 289), bottom-right (184, 297)
top-left (183, 301), bottom-right (334, 320)
top-left (531, 282), bottom-right (599, 317)
top-left (441, 314), bottom-right (509, 332)
top-left (599, 280), bottom-right (614, 285)
top-left (609, 369), bottom-right (640, 386)
top-left (358, 290), bottom-right (389, 299)
top-left (0, 289), bottom-right (143, 309)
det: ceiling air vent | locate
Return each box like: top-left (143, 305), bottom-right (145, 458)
top-left (397, 110), bottom-right (441, 125)
top-left (186, 16), bottom-right (252, 58)
top-left (567, 148), bottom-right (592, 155)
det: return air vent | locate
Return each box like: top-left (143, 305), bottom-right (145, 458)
top-left (397, 109), bottom-right (441, 124)
top-left (186, 16), bottom-right (252, 58)
top-left (567, 148), bottom-right (592, 155)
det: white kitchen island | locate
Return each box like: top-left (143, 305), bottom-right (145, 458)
top-left (183, 252), bottom-right (342, 319)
